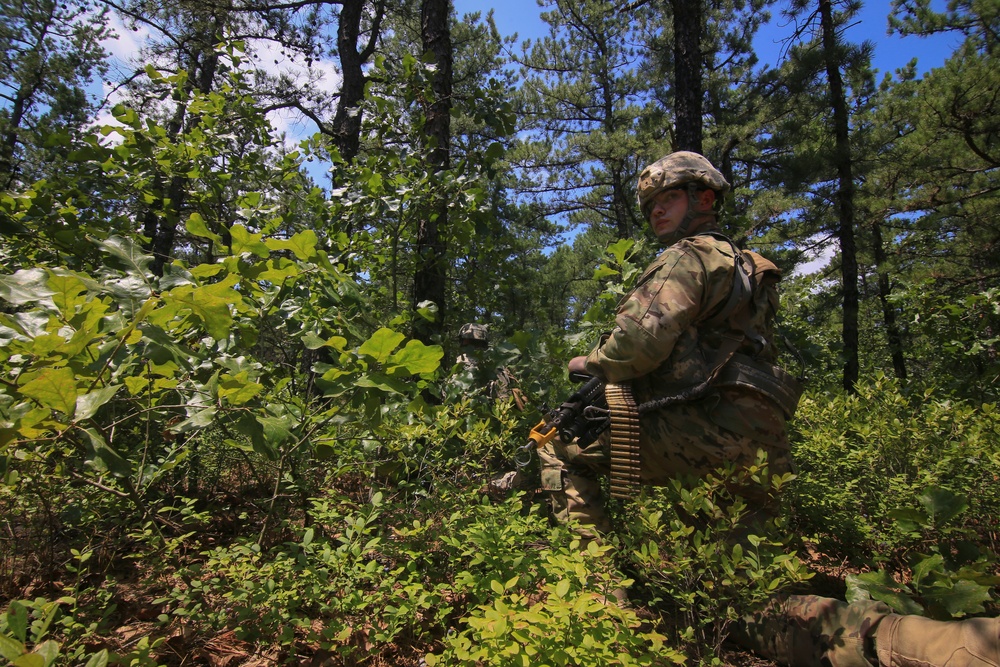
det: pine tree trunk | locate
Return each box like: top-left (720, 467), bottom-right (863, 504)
top-left (411, 0), bottom-right (452, 344)
top-left (819, 0), bottom-right (860, 393)
top-left (332, 0), bottom-right (385, 163)
top-left (872, 220), bottom-right (908, 380)
top-left (671, 0), bottom-right (703, 153)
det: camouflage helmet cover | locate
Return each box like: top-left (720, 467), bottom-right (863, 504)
top-left (458, 323), bottom-right (488, 345)
top-left (637, 151), bottom-right (730, 218)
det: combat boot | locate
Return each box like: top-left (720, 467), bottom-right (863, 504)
top-left (873, 614), bottom-right (1000, 667)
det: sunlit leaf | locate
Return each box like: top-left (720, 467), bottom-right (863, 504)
top-left (15, 648), bottom-right (45, 667)
top-left (165, 276), bottom-right (239, 340)
top-left (33, 630), bottom-right (59, 657)
top-left (47, 273), bottom-right (87, 315)
top-left (592, 265), bottom-right (619, 280)
top-left (356, 373), bottom-right (409, 394)
top-left (83, 649), bottom-right (110, 667)
top-left (97, 236), bottom-right (153, 276)
top-left (0, 634), bottom-right (26, 662)
top-left (19, 368), bottom-right (78, 416)
top-left (607, 238), bottom-right (635, 265)
top-left (265, 229), bottom-right (318, 260)
top-left (388, 340), bottom-right (443, 376)
top-left (258, 258), bottom-right (299, 282)
top-left (230, 224), bottom-right (270, 258)
top-left (359, 328), bottom-right (405, 363)
top-left (415, 300), bottom-right (438, 322)
top-left (0, 269), bottom-right (55, 306)
top-left (185, 213), bottom-right (224, 246)
top-left (170, 408), bottom-right (217, 433)
top-left (219, 372), bottom-right (263, 405)
top-left (75, 385), bottom-right (121, 421)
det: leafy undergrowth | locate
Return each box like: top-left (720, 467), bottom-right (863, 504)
top-left (2, 460), bottom-right (809, 667)
top-left (3, 477), bottom-right (997, 667)
top-left (1, 238), bottom-right (997, 666)
top-left (5, 379), bottom-right (1000, 666)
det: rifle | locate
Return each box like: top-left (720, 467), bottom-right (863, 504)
top-left (515, 373), bottom-right (610, 467)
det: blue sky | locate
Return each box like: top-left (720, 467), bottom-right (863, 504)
top-left (453, 0), bottom-right (961, 77)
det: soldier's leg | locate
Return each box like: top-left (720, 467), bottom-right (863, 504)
top-left (734, 594), bottom-right (1000, 667)
top-left (733, 594), bottom-right (890, 667)
top-left (537, 434), bottom-right (612, 539)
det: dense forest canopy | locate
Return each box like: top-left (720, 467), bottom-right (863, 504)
top-left (0, 0), bottom-right (998, 665)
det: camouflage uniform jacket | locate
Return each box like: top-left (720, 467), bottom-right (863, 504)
top-left (583, 227), bottom-right (785, 434)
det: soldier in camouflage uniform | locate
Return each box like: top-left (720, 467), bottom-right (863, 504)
top-left (539, 151), bottom-right (1000, 667)
top-left (538, 150), bottom-right (794, 536)
top-left (455, 323), bottom-right (525, 408)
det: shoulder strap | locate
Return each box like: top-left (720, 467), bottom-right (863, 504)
top-left (698, 232), bottom-right (754, 330)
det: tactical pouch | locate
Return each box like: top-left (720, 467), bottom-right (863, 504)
top-left (540, 466), bottom-right (564, 492)
top-left (715, 353), bottom-right (804, 418)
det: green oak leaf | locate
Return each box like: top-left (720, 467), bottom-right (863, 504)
top-left (359, 328), bottom-right (405, 363)
top-left (19, 368), bottom-right (78, 417)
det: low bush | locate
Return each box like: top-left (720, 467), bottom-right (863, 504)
top-left (789, 374), bottom-right (1000, 567)
top-left (618, 451), bottom-right (812, 663)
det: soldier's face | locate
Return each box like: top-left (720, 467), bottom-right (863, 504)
top-left (648, 188), bottom-right (688, 238)
top-left (647, 188), bottom-right (716, 239)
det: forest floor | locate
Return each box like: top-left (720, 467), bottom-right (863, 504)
top-left (6, 487), bottom-right (860, 666)
top-left (31, 550), bottom-right (857, 667)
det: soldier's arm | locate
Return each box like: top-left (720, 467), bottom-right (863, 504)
top-left (583, 240), bottom-right (733, 384)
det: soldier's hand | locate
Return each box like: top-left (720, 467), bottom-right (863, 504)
top-left (568, 356), bottom-right (588, 375)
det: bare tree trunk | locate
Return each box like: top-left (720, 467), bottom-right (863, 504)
top-left (872, 220), bottom-right (908, 380)
top-left (671, 0), bottom-right (702, 153)
top-left (331, 0), bottom-right (385, 163)
top-left (411, 0), bottom-right (452, 345)
top-left (819, 0), bottom-right (859, 392)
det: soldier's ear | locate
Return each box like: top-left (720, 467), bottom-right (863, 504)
top-left (697, 189), bottom-right (716, 211)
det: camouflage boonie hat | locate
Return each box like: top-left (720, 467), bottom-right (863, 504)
top-left (637, 151), bottom-right (730, 218)
top-left (458, 323), bottom-right (488, 345)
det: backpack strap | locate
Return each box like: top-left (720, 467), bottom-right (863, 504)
top-left (699, 231), bottom-right (754, 330)
top-left (695, 232), bottom-right (761, 378)
top-left (637, 233), bottom-right (799, 416)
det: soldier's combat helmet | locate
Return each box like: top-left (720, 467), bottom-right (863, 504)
top-left (637, 151), bottom-right (730, 219)
top-left (458, 323), bottom-right (488, 347)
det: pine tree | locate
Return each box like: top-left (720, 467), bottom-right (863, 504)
top-left (0, 0), bottom-right (111, 188)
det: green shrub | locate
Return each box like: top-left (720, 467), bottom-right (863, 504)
top-left (425, 539), bottom-right (682, 667)
top-left (617, 451), bottom-right (810, 664)
top-left (0, 596), bottom-right (162, 667)
top-left (789, 374), bottom-right (1000, 565)
top-left (846, 485), bottom-right (999, 620)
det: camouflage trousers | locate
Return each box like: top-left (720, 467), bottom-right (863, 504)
top-left (734, 594), bottom-right (891, 667)
top-left (537, 390), bottom-right (792, 538)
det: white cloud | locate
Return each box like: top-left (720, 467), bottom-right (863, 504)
top-left (99, 17), bottom-right (153, 109)
top-left (246, 36), bottom-right (342, 143)
top-left (790, 236), bottom-right (837, 277)
top-left (95, 13), bottom-right (343, 146)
